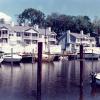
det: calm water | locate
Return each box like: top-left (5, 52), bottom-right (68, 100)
top-left (0, 60), bottom-right (100, 100)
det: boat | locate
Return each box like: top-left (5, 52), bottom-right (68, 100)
top-left (19, 52), bottom-right (34, 62)
top-left (0, 56), bottom-right (4, 63)
top-left (3, 53), bottom-right (22, 63)
top-left (0, 51), bottom-right (4, 63)
top-left (90, 73), bottom-right (100, 85)
top-left (77, 47), bottom-right (100, 60)
top-left (35, 53), bottom-right (55, 62)
top-left (94, 73), bottom-right (100, 85)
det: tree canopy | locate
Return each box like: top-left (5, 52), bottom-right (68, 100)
top-left (45, 13), bottom-right (93, 37)
top-left (17, 8), bottom-right (45, 27)
top-left (17, 8), bottom-right (97, 38)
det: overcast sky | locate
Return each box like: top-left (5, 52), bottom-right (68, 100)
top-left (0, 0), bottom-right (100, 21)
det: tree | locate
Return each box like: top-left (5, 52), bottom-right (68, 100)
top-left (17, 8), bottom-right (45, 27)
top-left (46, 13), bottom-right (93, 37)
top-left (92, 17), bottom-right (100, 34)
top-left (73, 16), bottom-right (93, 33)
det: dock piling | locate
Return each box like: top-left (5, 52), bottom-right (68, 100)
top-left (37, 42), bottom-right (42, 100)
top-left (32, 49), bottom-right (34, 64)
top-left (11, 48), bottom-right (13, 66)
top-left (80, 44), bottom-right (83, 87)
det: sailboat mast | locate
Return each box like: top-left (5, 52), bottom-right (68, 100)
top-left (45, 24), bottom-right (46, 50)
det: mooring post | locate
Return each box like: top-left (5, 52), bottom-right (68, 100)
top-left (80, 44), bottom-right (83, 87)
top-left (37, 42), bottom-right (42, 100)
top-left (79, 86), bottom-right (83, 100)
top-left (11, 48), bottom-right (13, 66)
top-left (32, 49), bottom-right (34, 64)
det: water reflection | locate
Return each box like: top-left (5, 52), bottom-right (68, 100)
top-left (0, 60), bottom-right (99, 100)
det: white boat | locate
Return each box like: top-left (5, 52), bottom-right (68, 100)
top-left (0, 56), bottom-right (4, 63)
top-left (95, 73), bottom-right (100, 84)
top-left (90, 72), bottom-right (100, 85)
top-left (77, 47), bottom-right (100, 60)
top-left (0, 51), bottom-right (4, 63)
top-left (3, 53), bottom-right (22, 63)
top-left (35, 53), bottom-right (55, 62)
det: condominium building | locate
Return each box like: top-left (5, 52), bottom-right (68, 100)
top-left (0, 24), bottom-right (57, 46)
top-left (58, 30), bottom-right (96, 53)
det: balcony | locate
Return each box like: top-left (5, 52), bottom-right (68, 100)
top-left (32, 37), bottom-right (38, 40)
top-left (49, 37), bottom-right (56, 42)
top-left (23, 35), bottom-right (31, 39)
top-left (1, 34), bottom-right (8, 38)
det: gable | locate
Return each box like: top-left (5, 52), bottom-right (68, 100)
top-left (25, 28), bottom-right (38, 33)
top-left (0, 26), bottom-right (8, 30)
top-left (70, 34), bottom-right (76, 43)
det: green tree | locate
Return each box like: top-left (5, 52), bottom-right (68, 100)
top-left (17, 8), bottom-right (45, 26)
top-left (46, 13), bottom-right (93, 37)
top-left (73, 16), bottom-right (93, 33)
top-left (92, 17), bottom-right (100, 34)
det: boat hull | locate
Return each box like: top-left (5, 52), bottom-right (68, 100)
top-left (0, 56), bottom-right (3, 63)
top-left (77, 53), bottom-right (99, 60)
top-left (3, 54), bottom-right (22, 63)
top-left (35, 53), bottom-right (55, 62)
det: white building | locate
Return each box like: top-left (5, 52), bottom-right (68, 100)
top-left (0, 24), bottom-right (61, 54)
top-left (58, 30), bottom-right (96, 53)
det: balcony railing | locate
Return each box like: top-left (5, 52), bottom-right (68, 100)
top-left (1, 34), bottom-right (8, 38)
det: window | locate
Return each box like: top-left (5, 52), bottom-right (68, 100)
top-left (0, 31), bottom-right (1, 37)
top-left (9, 34), bottom-right (13, 36)
top-left (17, 32), bottom-right (21, 37)
top-left (17, 40), bottom-right (21, 44)
top-left (24, 32), bottom-right (30, 36)
top-left (2, 38), bottom-right (8, 43)
top-left (24, 39), bottom-right (31, 44)
top-left (2, 30), bottom-right (7, 34)
top-left (50, 35), bottom-right (56, 38)
top-left (92, 44), bottom-right (95, 47)
top-left (77, 38), bottom-right (80, 42)
top-left (32, 33), bottom-right (38, 37)
top-left (50, 41), bottom-right (55, 45)
top-left (39, 34), bottom-right (42, 38)
top-left (32, 40), bottom-right (37, 44)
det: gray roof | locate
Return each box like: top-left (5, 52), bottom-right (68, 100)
top-left (0, 24), bottom-right (14, 32)
top-left (58, 31), bottom-right (95, 42)
top-left (0, 24), bottom-right (56, 35)
top-left (70, 32), bottom-right (95, 39)
top-left (38, 28), bottom-right (56, 35)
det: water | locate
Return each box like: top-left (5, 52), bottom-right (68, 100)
top-left (0, 60), bottom-right (100, 100)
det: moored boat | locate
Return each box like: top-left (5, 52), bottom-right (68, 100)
top-left (35, 53), bottom-right (55, 62)
top-left (77, 47), bottom-right (100, 60)
top-left (90, 73), bottom-right (100, 85)
top-left (0, 56), bottom-right (4, 63)
top-left (3, 53), bottom-right (22, 63)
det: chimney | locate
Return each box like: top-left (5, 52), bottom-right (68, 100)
top-left (11, 22), bottom-right (14, 27)
top-left (67, 30), bottom-right (71, 43)
top-left (88, 33), bottom-right (90, 37)
top-left (80, 30), bottom-right (84, 35)
top-left (67, 30), bottom-right (71, 34)
top-left (34, 24), bottom-right (39, 30)
top-left (48, 27), bottom-right (51, 32)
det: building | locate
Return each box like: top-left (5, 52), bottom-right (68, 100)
top-left (0, 24), bottom-right (61, 54)
top-left (58, 30), bottom-right (96, 53)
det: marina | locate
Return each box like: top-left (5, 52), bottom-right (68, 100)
top-left (0, 0), bottom-right (100, 100)
top-left (0, 60), bottom-right (99, 100)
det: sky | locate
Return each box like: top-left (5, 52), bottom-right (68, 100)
top-left (0, 0), bottom-right (100, 22)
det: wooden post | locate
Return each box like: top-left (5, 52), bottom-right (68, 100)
top-left (80, 44), bottom-right (83, 87)
top-left (37, 42), bottom-right (42, 100)
top-left (32, 49), bottom-right (34, 64)
top-left (11, 48), bottom-right (13, 66)
top-left (79, 86), bottom-right (83, 100)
